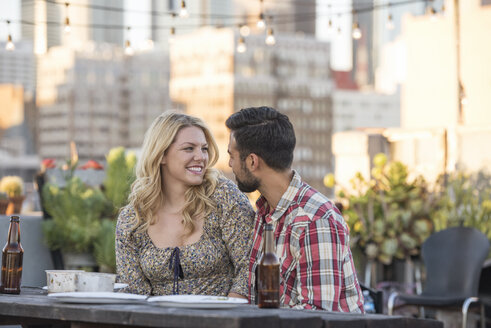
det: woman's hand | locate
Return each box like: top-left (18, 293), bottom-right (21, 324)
top-left (228, 292), bottom-right (247, 299)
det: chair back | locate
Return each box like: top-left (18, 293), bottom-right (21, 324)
top-left (422, 226), bottom-right (490, 298)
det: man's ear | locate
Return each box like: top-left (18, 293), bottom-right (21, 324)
top-left (247, 153), bottom-right (260, 171)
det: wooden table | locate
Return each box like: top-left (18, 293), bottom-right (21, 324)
top-left (0, 288), bottom-right (443, 328)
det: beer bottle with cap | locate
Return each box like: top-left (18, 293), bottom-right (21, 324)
top-left (1, 215), bottom-right (24, 294)
top-left (257, 223), bottom-right (280, 308)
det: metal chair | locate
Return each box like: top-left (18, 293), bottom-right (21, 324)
top-left (387, 226), bottom-right (490, 328)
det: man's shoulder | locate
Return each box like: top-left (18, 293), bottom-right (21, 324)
top-left (288, 182), bottom-right (344, 227)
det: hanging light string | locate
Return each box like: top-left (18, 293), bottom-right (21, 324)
top-left (5, 20), bottom-right (15, 51)
top-left (64, 2), bottom-right (71, 34)
top-left (1, 0), bottom-right (432, 52)
top-left (124, 26), bottom-right (134, 56)
top-left (2, 0), bottom-right (429, 32)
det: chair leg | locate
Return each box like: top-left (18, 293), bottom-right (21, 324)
top-left (480, 303), bottom-right (485, 328)
top-left (462, 297), bottom-right (479, 328)
top-left (388, 292), bottom-right (399, 316)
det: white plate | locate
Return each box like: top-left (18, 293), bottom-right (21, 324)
top-left (147, 295), bottom-right (248, 309)
top-left (42, 283), bottom-right (128, 291)
top-left (48, 291), bottom-right (147, 304)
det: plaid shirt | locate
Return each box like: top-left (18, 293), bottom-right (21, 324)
top-left (248, 171), bottom-right (364, 312)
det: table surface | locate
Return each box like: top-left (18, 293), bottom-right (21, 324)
top-left (0, 287), bottom-right (443, 328)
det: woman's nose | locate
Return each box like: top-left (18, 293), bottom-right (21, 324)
top-left (194, 149), bottom-right (205, 160)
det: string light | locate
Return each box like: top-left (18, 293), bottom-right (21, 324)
top-left (257, 12), bottom-right (266, 30)
top-left (429, 7), bottom-right (438, 21)
top-left (239, 24), bottom-right (250, 37)
top-left (169, 13), bottom-right (176, 44)
top-left (352, 21), bottom-right (362, 40)
top-left (179, 0), bottom-right (189, 18)
top-left (5, 20), bottom-right (14, 51)
top-left (327, 3), bottom-right (333, 33)
top-left (124, 27), bottom-right (134, 56)
top-left (169, 27), bottom-right (176, 44)
top-left (0, 0), bottom-right (431, 50)
top-left (64, 2), bottom-right (71, 34)
top-left (386, 13), bottom-right (395, 30)
top-left (237, 36), bottom-right (246, 53)
top-left (265, 27), bottom-right (276, 45)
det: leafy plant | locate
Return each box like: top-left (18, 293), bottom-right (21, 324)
top-left (42, 177), bottom-right (108, 253)
top-left (93, 219), bottom-right (117, 273)
top-left (432, 171), bottom-right (491, 258)
top-left (336, 154), bottom-right (436, 265)
top-left (103, 147), bottom-right (137, 216)
top-left (41, 147), bottom-right (137, 272)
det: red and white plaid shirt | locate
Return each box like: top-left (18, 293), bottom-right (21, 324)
top-left (248, 171), bottom-right (364, 312)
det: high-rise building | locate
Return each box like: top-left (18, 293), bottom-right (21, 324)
top-left (0, 40), bottom-right (35, 93)
top-left (36, 43), bottom-right (170, 162)
top-left (170, 27), bottom-right (332, 193)
top-left (351, 0), bottom-right (426, 88)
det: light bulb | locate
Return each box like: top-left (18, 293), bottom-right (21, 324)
top-left (169, 27), bottom-right (176, 45)
top-left (237, 37), bottom-right (246, 53)
top-left (429, 7), bottom-right (438, 22)
top-left (6, 35), bottom-right (14, 51)
top-left (352, 22), bottom-right (362, 40)
top-left (265, 27), bottom-right (275, 46)
top-left (179, 0), bottom-right (189, 18)
top-left (64, 17), bottom-right (71, 34)
top-left (239, 25), bottom-right (250, 37)
top-left (257, 13), bottom-right (266, 30)
top-left (386, 14), bottom-right (394, 30)
top-left (124, 40), bottom-right (134, 56)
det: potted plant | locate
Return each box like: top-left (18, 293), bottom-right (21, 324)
top-left (0, 192), bottom-right (8, 215)
top-left (432, 170), bottom-right (491, 258)
top-left (42, 176), bottom-right (109, 270)
top-left (41, 147), bottom-right (136, 273)
top-left (0, 176), bottom-right (25, 215)
top-left (93, 147), bottom-right (136, 273)
top-left (332, 154), bottom-right (436, 286)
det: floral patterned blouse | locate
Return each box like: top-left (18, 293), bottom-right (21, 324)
top-left (116, 177), bottom-right (254, 297)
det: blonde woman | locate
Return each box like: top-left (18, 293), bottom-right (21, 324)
top-left (116, 111), bottom-right (254, 298)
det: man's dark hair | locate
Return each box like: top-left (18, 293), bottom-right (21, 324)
top-left (225, 106), bottom-right (296, 171)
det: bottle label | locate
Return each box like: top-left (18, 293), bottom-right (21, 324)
top-left (257, 264), bottom-right (280, 308)
top-left (1, 252), bottom-right (23, 293)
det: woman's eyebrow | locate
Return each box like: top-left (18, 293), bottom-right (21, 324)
top-left (179, 142), bottom-right (208, 147)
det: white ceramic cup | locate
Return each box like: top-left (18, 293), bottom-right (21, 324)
top-left (45, 270), bottom-right (84, 293)
top-left (75, 272), bottom-right (116, 292)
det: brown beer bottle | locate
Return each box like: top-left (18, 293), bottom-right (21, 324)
top-left (0, 216), bottom-right (24, 294)
top-left (257, 223), bottom-right (280, 308)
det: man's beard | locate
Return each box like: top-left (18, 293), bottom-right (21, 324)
top-left (236, 162), bottom-right (260, 193)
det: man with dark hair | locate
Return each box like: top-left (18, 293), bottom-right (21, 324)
top-left (226, 106), bottom-right (364, 312)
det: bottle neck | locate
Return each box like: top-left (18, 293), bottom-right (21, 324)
top-left (264, 227), bottom-right (275, 254)
top-left (7, 221), bottom-right (20, 245)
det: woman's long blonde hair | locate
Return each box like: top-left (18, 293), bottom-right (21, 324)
top-left (127, 111), bottom-right (220, 233)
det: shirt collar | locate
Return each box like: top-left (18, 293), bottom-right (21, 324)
top-left (255, 170), bottom-right (303, 223)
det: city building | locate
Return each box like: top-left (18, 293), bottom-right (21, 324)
top-left (333, 0), bottom-right (491, 186)
top-left (170, 27), bottom-right (332, 193)
top-left (36, 43), bottom-right (170, 162)
top-left (0, 41), bottom-right (38, 182)
top-left (0, 40), bottom-right (36, 93)
top-left (332, 89), bottom-right (400, 133)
